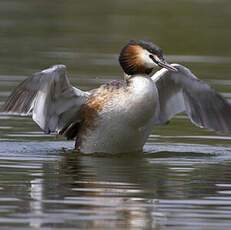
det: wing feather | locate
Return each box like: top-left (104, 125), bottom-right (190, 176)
top-left (1, 65), bottom-right (89, 135)
top-left (152, 64), bottom-right (231, 134)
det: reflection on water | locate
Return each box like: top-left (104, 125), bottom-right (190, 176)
top-left (0, 0), bottom-right (231, 229)
top-left (0, 142), bottom-right (231, 229)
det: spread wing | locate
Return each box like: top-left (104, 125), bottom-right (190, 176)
top-left (1, 65), bottom-right (89, 135)
top-left (152, 64), bottom-right (231, 134)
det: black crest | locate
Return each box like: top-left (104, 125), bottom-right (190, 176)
top-left (134, 40), bottom-right (163, 57)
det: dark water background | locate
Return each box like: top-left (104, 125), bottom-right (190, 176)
top-left (0, 0), bottom-right (231, 229)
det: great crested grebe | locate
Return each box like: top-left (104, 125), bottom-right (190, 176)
top-left (1, 40), bottom-right (231, 153)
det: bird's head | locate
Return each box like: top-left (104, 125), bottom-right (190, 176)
top-left (119, 40), bottom-right (177, 76)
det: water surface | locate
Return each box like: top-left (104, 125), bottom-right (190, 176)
top-left (0, 0), bottom-right (231, 229)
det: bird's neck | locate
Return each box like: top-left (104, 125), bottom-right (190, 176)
top-left (124, 72), bottom-right (151, 82)
top-left (126, 73), bottom-right (154, 92)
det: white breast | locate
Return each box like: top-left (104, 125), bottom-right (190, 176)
top-left (80, 75), bottom-right (158, 153)
top-left (125, 75), bottom-right (158, 126)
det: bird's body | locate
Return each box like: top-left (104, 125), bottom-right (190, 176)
top-left (1, 40), bottom-right (231, 153)
top-left (78, 75), bottom-right (158, 153)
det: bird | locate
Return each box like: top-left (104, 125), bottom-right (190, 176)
top-left (1, 40), bottom-right (231, 153)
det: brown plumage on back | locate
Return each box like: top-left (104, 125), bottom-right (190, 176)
top-left (79, 81), bottom-right (128, 133)
top-left (59, 80), bottom-right (128, 143)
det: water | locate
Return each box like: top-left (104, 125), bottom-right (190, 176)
top-left (0, 0), bottom-right (231, 229)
